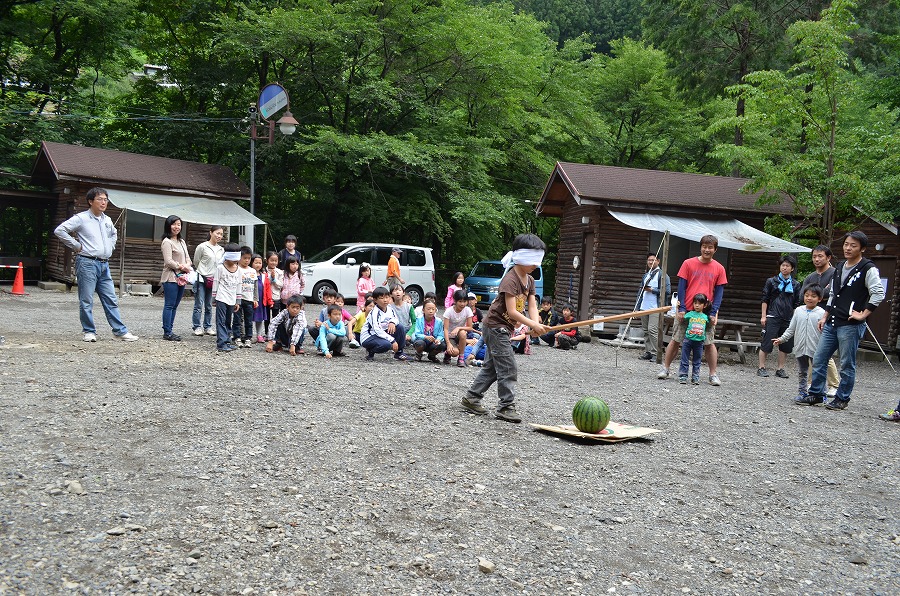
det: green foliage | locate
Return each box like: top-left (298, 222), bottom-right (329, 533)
top-left (711, 0), bottom-right (900, 244)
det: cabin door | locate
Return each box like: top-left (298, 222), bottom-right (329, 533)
top-left (578, 231), bottom-right (594, 320)
top-left (866, 256), bottom-right (895, 346)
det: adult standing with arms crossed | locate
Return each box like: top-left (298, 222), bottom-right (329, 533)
top-left (159, 215), bottom-right (193, 341)
top-left (192, 225), bottom-right (224, 336)
top-left (657, 235), bottom-right (727, 385)
top-left (796, 231), bottom-right (884, 410)
top-left (54, 187), bottom-right (139, 342)
top-left (637, 252), bottom-right (671, 361)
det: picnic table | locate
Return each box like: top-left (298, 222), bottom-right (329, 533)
top-left (661, 316), bottom-right (759, 364)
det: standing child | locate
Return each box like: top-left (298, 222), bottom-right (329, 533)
top-left (266, 295), bottom-right (307, 355)
top-left (280, 256), bottom-right (305, 309)
top-left (444, 289), bottom-right (474, 367)
top-left (277, 234), bottom-right (301, 270)
top-left (772, 285), bottom-right (827, 403)
top-left (360, 286), bottom-right (408, 361)
top-left (444, 272), bottom-right (467, 309)
top-left (265, 251), bottom-right (284, 321)
top-left (251, 254), bottom-right (271, 343)
top-left (679, 294), bottom-right (710, 384)
top-left (233, 247), bottom-right (258, 347)
top-left (356, 263), bottom-right (376, 312)
top-left (316, 305), bottom-right (349, 358)
top-left (463, 234), bottom-right (549, 422)
top-left (412, 301), bottom-right (446, 362)
top-left (212, 243), bottom-right (243, 353)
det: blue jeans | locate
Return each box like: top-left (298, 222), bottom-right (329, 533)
top-left (215, 301), bottom-right (234, 349)
top-left (192, 279), bottom-right (213, 330)
top-left (232, 300), bottom-right (253, 340)
top-left (75, 256), bottom-right (128, 335)
top-left (809, 323), bottom-right (866, 401)
top-left (679, 338), bottom-right (703, 379)
top-left (162, 281), bottom-right (185, 335)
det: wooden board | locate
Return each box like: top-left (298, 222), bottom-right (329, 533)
top-left (529, 421), bottom-right (662, 442)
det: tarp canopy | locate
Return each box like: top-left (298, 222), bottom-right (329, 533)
top-left (608, 210), bottom-right (810, 253)
top-left (107, 189), bottom-right (265, 226)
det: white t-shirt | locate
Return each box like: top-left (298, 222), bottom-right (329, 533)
top-left (444, 306), bottom-right (473, 334)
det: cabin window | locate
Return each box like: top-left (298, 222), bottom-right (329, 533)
top-left (127, 212), bottom-right (166, 240)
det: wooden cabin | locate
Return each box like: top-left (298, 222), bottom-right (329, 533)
top-left (29, 141), bottom-right (255, 286)
top-left (536, 162), bottom-right (814, 344)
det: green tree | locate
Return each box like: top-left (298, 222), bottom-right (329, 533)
top-left (643, 0), bottom-right (825, 162)
top-left (580, 38), bottom-right (706, 170)
top-left (711, 0), bottom-right (900, 245)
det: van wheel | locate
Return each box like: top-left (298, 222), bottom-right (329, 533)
top-left (312, 281), bottom-right (336, 304)
top-left (406, 285), bottom-right (424, 308)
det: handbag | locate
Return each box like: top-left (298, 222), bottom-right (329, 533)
top-left (175, 274), bottom-right (188, 286)
top-left (205, 275), bottom-right (214, 289)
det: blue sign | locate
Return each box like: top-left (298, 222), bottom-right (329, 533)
top-left (258, 84), bottom-right (289, 119)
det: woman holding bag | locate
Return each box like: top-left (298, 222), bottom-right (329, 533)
top-left (160, 215), bottom-right (193, 341)
top-left (191, 225), bottom-right (224, 336)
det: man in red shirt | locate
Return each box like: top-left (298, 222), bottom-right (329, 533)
top-left (657, 235), bottom-right (728, 385)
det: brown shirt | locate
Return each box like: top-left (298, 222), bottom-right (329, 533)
top-left (484, 268), bottom-right (535, 332)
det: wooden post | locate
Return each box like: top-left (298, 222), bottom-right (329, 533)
top-left (657, 230), bottom-right (669, 362)
top-left (118, 209), bottom-right (127, 297)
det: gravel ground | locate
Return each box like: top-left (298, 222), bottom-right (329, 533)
top-left (0, 288), bottom-right (898, 595)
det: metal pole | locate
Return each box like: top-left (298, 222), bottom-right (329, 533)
top-left (248, 132), bottom-right (256, 251)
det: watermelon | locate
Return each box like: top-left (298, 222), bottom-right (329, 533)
top-left (572, 397), bottom-right (611, 434)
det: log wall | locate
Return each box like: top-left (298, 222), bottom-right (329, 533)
top-left (46, 182), bottom-right (232, 286)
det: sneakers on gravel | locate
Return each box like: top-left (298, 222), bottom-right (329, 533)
top-left (679, 375), bottom-right (688, 384)
top-left (708, 374), bottom-right (721, 386)
top-left (494, 405), bottom-right (522, 423)
top-left (757, 367), bottom-right (770, 377)
top-left (193, 328), bottom-right (204, 336)
top-left (795, 394), bottom-right (824, 406)
top-left (83, 332), bottom-right (97, 342)
top-left (878, 409), bottom-right (900, 422)
top-left (461, 397), bottom-right (487, 415)
top-left (775, 368), bottom-right (789, 378)
top-left (825, 397), bottom-right (849, 410)
top-left (657, 368), bottom-right (670, 380)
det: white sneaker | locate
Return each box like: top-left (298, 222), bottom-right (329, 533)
top-left (83, 332), bottom-right (97, 342)
top-left (826, 386), bottom-right (838, 397)
top-left (116, 332), bottom-right (139, 342)
top-left (657, 368), bottom-right (670, 379)
top-left (709, 374), bottom-right (722, 386)
top-left (193, 328), bottom-right (204, 336)
top-left (205, 328), bottom-right (216, 335)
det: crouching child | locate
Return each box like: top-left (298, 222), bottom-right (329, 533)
top-left (266, 295), bottom-right (307, 356)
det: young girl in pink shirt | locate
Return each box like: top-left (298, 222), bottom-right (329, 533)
top-left (356, 263), bottom-right (376, 312)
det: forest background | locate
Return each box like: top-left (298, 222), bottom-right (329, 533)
top-left (2, 0), bottom-right (900, 291)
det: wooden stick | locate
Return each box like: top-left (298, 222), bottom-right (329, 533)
top-left (543, 305), bottom-right (671, 332)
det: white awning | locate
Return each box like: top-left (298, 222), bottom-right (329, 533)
top-left (608, 210), bottom-right (810, 253)
top-left (107, 189), bottom-right (265, 226)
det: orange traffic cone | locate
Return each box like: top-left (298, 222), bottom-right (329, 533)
top-left (11, 262), bottom-right (25, 296)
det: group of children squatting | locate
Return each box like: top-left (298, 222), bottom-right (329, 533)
top-left (211, 235), bottom-right (552, 423)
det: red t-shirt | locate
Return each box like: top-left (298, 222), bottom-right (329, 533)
top-left (677, 257), bottom-right (727, 312)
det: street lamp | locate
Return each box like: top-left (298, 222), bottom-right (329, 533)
top-left (247, 83), bottom-right (297, 249)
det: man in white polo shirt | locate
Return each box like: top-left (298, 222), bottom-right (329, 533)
top-left (54, 187), bottom-right (138, 343)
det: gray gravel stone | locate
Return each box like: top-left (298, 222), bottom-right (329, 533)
top-left (0, 289), bottom-right (898, 593)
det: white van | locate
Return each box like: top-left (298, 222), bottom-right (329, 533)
top-left (301, 243), bottom-right (435, 306)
